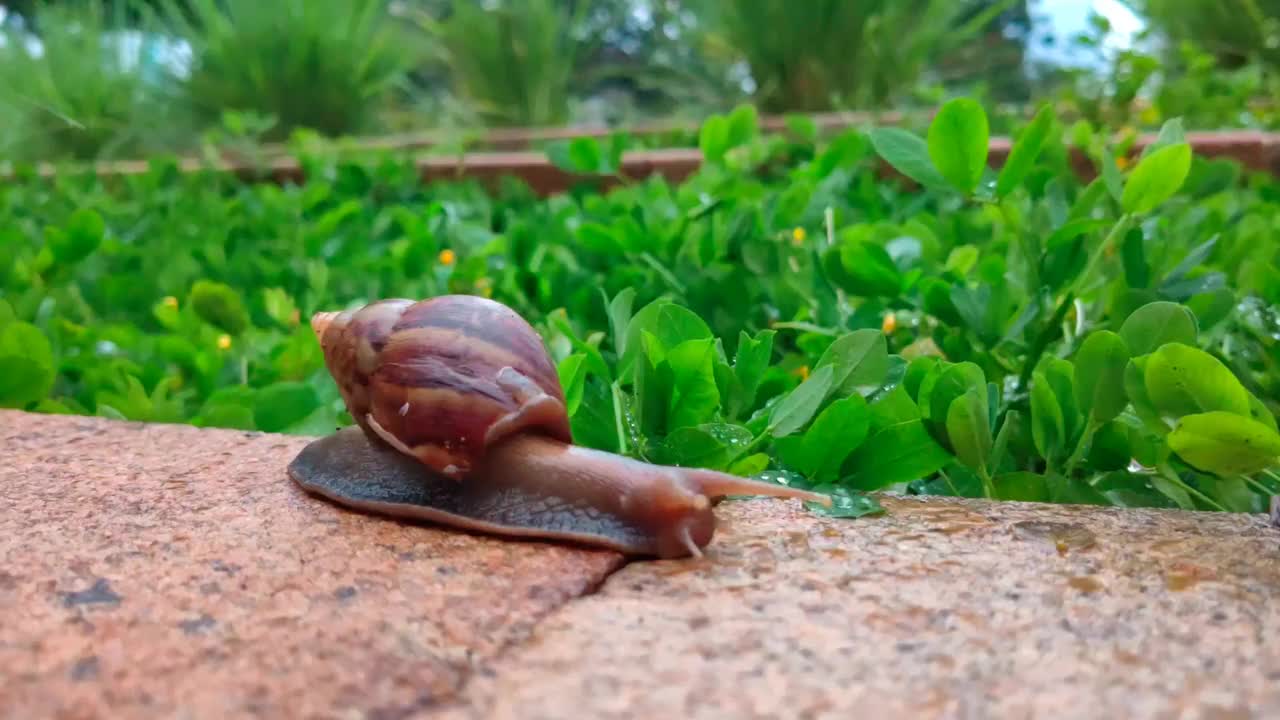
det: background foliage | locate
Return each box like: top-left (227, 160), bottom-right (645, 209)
top-left (6, 0), bottom-right (1280, 161)
top-left (4, 94), bottom-right (1280, 515)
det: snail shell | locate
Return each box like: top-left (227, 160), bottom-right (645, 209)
top-left (291, 294), bottom-right (832, 558)
top-left (311, 295), bottom-right (572, 479)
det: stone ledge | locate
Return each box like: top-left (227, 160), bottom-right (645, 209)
top-left (447, 494), bottom-right (1280, 720)
top-left (0, 411), bottom-right (622, 718)
top-left (3, 410), bottom-right (1279, 719)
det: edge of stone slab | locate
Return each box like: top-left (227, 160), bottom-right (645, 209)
top-left (3, 408), bottom-right (1276, 534)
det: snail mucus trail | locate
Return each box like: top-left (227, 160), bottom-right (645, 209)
top-left (286, 295), bottom-right (831, 559)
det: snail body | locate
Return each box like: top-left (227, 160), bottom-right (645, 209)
top-left (289, 294), bottom-right (830, 558)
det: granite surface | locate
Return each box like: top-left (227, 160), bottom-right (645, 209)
top-left (3, 410), bottom-right (1279, 719)
top-left (0, 411), bottom-right (621, 719)
top-left (446, 498), bottom-right (1280, 720)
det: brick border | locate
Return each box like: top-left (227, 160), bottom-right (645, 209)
top-left (6, 130), bottom-right (1279, 196)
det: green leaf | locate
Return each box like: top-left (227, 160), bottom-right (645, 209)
top-left (946, 387), bottom-right (992, 476)
top-left (1249, 394), bottom-right (1279, 433)
top-left (557, 353), bottom-right (588, 416)
top-left (996, 104), bottom-right (1054, 198)
top-left (1099, 145), bottom-right (1124, 203)
top-left (992, 471), bottom-right (1050, 502)
top-left (768, 365), bottom-right (835, 437)
top-left (846, 386), bottom-right (953, 490)
top-left (1039, 357), bottom-right (1081, 445)
top-left (1124, 356), bottom-right (1170, 434)
top-left (699, 114), bottom-right (731, 164)
top-left (1094, 471), bottom-right (1180, 509)
top-left (262, 288), bottom-right (299, 328)
top-left (1118, 301), bottom-right (1197, 356)
top-left (1168, 411), bottom-right (1280, 476)
top-left (868, 127), bottom-right (949, 190)
top-left (0, 320), bottom-right (54, 371)
top-left (1143, 118), bottom-right (1187, 157)
top-left (733, 329), bottom-right (775, 410)
top-left (576, 222), bottom-right (622, 253)
top-left (657, 424), bottom-right (752, 470)
top-left (1121, 143), bottom-right (1192, 214)
top-left (813, 329), bottom-right (889, 397)
top-left (1143, 343), bottom-right (1251, 419)
top-left (253, 382), bottom-right (320, 433)
top-left (1030, 371), bottom-right (1066, 463)
top-left (775, 394), bottom-right (870, 481)
top-left (828, 240), bottom-right (903, 297)
top-left (46, 207), bottom-right (105, 266)
top-left (927, 97), bottom-right (990, 194)
top-left (1045, 474), bottom-right (1112, 506)
top-left (606, 287), bottom-right (636, 358)
top-left (918, 361), bottom-right (986, 429)
top-left (1073, 330), bottom-right (1130, 423)
top-left (664, 338), bottom-right (722, 431)
top-left (190, 280), bottom-right (250, 335)
top-left (622, 301), bottom-right (712, 376)
top-left (0, 356), bottom-right (54, 408)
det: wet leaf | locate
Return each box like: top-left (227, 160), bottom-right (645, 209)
top-left (768, 365), bottom-right (834, 437)
top-left (775, 393), bottom-right (870, 481)
top-left (804, 487), bottom-right (885, 518)
top-left (1168, 411), bottom-right (1280, 476)
top-left (1143, 343), bottom-right (1250, 419)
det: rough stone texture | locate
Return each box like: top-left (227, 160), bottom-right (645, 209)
top-left (448, 496), bottom-right (1280, 720)
top-left (0, 411), bottom-right (622, 719)
top-left (6, 409), bottom-right (1280, 720)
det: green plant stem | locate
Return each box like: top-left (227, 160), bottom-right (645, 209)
top-left (1157, 463), bottom-right (1227, 512)
top-left (1062, 418), bottom-right (1099, 476)
top-left (977, 465), bottom-right (995, 499)
top-left (1242, 474), bottom-right (1279, 499)
top-left (770, 322), bottom-right (839, 335)
top-left (610, 381), bottom-right (629, 456)
top-left (1071, 213), bottom-right (1135, 297)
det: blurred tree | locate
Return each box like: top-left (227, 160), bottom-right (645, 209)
top-left (1136, 0), bottom-right (1280, 70)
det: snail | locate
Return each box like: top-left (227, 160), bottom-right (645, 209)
top-left (286, 294), bottom-right (831, 558)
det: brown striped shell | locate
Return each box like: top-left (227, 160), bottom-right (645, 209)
top-left (310, 295), bottom-right (573, 479)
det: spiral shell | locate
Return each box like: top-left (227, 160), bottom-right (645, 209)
top-left (311, 295), bottom-right (572, 479)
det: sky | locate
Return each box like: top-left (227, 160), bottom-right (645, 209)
top-left (1027, 0), bottom-right (1148, 68)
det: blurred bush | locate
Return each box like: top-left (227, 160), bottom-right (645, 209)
top-left (696, 0), bottom-right (1020, 113)
top-left (400, 0), bottom-right (593, 127)
top-left (158, 0), bottom-right (419, 140)
top-left (1139, 0), bottom-right (1280, 70)
top-left (0, 0), bottom-right (186, 161)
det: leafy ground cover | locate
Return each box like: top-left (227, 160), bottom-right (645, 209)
top-left (4, 98), bottom-right (1280, 516)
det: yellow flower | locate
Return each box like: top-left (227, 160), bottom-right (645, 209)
top-left (162, 296), bottom-right (178, 309)
top-left (791, 227), bottom-right (806, 246)
top-left (791, 365), bottom-right (810, 381)
top-left (217, 334), bottom-right (232, 350)
top-left (882, 312), bottom-right (897, 335)
top-left (438, 249), bottom-right (456, 266)
top-left (1115, 154), bottom-right (1130, 170)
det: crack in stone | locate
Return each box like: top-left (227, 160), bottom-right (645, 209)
top-left (419, 552), bottom-right (635, 717)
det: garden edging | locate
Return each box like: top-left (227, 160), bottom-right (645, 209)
top-left (7, 131), bottom-right (1278, 197)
